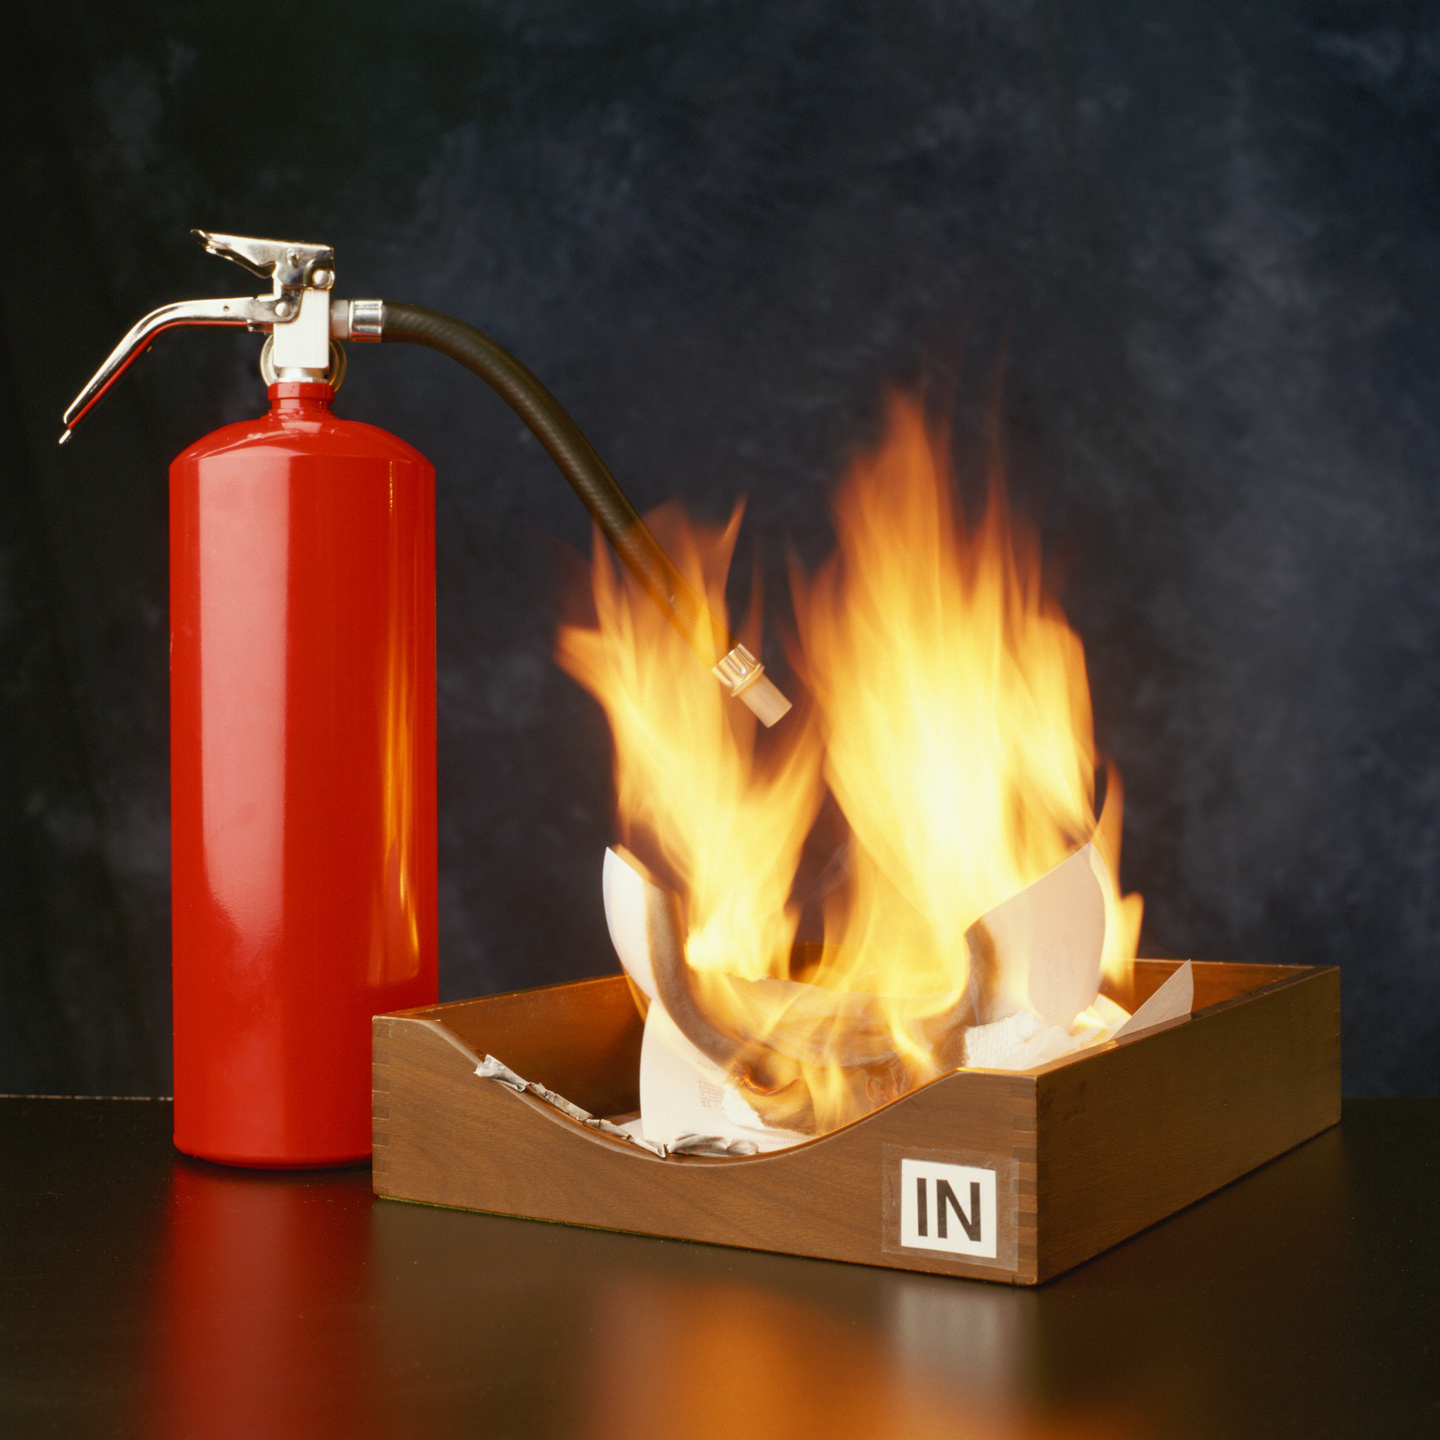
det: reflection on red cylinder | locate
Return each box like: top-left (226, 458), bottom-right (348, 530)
top-left (149, 1162), bottom-right (378, 1439)
top-left (170, 382), bottom-right (437, 1165)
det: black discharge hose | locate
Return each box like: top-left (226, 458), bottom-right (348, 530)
top-left (381, 303), bottom-right (793, 724)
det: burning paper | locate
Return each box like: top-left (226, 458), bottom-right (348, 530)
top-left (638, 1000), bottom-right (808, 1154)
top-left (601, 844), bottom-right (664, 1005)
top-left (971, 843), bottom-right (1108, 1029)
top-left (1114, 961), bottom-right (1194, 1038)
top-left (605, 841), bottom-right (1139, 1150)
top-left (564, 393), bottom-right (1150, 1148)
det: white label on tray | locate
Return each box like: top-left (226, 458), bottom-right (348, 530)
top-left (897, 1157), bottom-right (999, 1258)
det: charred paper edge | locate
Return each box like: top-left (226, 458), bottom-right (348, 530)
top-left (472, 1054), bottom-right (766, 1158)
top-left (474, 1054), bottom-right (669, 1155)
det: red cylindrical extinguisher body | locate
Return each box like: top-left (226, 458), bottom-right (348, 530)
top-left (169, 382), bottom-right (437, 1166)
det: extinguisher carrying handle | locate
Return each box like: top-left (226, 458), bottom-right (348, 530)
top-left (377, 302), bottom-right (790, 727)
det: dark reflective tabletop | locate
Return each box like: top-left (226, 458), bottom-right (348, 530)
top-left (2, 1097), bottom-right (1435, 1439)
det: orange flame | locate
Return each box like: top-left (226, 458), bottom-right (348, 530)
top-left (558, 393), bottom-right (1142, 1132)
top-left (558, 504), bottom-right (824, 985)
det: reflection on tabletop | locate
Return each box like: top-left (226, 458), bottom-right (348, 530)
top-left (141, 1156), bottom-right (1139, 1440)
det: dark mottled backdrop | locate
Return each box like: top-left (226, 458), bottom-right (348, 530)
top-left (2, 2), bottom-right (1436, 1096)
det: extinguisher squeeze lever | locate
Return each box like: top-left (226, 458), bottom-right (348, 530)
top-left (60, 229), bottom-right (789, 727)
top-left (60, 232), bottom-right (338, 436)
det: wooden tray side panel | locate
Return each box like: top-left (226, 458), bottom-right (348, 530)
top-left (387, 975), bottom-right (643, 1118)
top-left (1187, 960), bottom-right (1319, 1013)
top-left (1033, 966), bottom-right (1341, 1281)
top-left (1115, 959), bottom-right (1307, 1013)
top-left (374, 1011), bottom-right (1041, 1283)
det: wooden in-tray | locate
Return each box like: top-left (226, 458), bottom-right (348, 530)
top-left (372, 960), bottom-right (1339, 1284)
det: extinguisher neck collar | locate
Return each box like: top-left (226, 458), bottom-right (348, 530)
top-left (268, 381), bottom-right (335, 414)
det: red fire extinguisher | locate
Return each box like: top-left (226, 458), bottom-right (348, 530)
top-left (61, 229), bottom-right (789, 1169)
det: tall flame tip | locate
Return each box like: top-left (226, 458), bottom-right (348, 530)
top-left (558, 389), bottom-right (1143, 1135)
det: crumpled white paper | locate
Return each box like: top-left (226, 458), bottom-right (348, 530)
top-left (636, 997), bottom-right (810, 1154)
top-left (601, 845), bottom-right (1193, 1152)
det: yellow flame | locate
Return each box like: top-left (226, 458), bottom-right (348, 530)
top-left (797, 397), bottom-right (1097, 996)
top-left (557, 393), bottom-right (1142, 1131)
top-left (1093, 761), bottom-right (1144, 994)
top-left (558, 504), bottom-right (824, 985)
